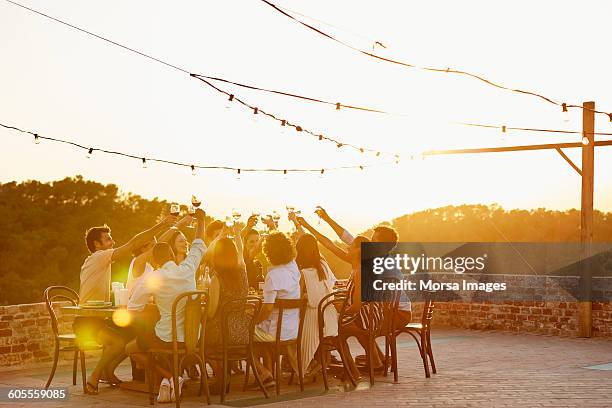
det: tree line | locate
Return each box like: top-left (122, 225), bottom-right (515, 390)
top-left (1, 176), bottom-right (611, 305)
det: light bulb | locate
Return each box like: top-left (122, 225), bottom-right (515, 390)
top-left (191, 165), bottom-right (196, 176)
top-left (283, 169), bottom-right (288, 180)
top-left (142, 158), bottom-right (147, 169)
top-left (319, 169), bottom-right (325, 179)
top-left (280, 120), bottom-right (287, 135)
top-left (562, 103), bottom-right (570, 123)
top-left (34, 134), bottom-right (40, 144)
top-left (252, 107), bottom-right (259, 123)
top-left (86, 148), bottom-right (93, 159)
top-left (236, 169), bottom-right (241, 181)
top-left (225, 94), bottom-right (234, 109)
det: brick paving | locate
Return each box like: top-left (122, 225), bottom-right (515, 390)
top-left (1, 327), bottom-right (611, 407)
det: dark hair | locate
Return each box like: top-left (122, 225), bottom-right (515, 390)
top-left (167, 228), bottom-right (183, 253)
top-left (295, 234), bottom-right (326, 281)
top-left (244, 228), bottom-right (259, 240)
top-left (263, 232), bottom-right (295, 266)
top-left (212, 238), bottom-right (243, 291)
top-left (132, 237), bottom-right (157, 257)
top-left (373, 226), bottom-right (399, 243)
top-left (206, 220), bottom-right (224, 240)
top-left (85, 225), bottom-right (110, 253)
top-left (152, 242), bottom-right (175, 267)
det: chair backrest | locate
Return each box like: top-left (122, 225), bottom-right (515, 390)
top-left (171, 291), bottom-right (208, 354)
top-left (420, 291), bottom-right (435, 330)
top-left (44, 286), bottom-right (79, 337)
top-left (220, 296), bottom-right (261, 350)
top-left (274, 298), bottom-right (308, 345)
top-left (317, 290), bottom-right (348, 340)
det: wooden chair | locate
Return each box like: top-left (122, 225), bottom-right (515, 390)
top-left (43, 286), bottom-right (102, 391)
top-left (206, 296), bottom-right (268, 403)
top-left (389, 292), bottom-right (436, 380)
top-left (337, 278), bottom-right (401, 386)
top-left (316, 290), bottom-right (358, 390)
top-left (250, 298), bottom-right (307, 396)
top-left (146, 291), bottom-right (210, 408)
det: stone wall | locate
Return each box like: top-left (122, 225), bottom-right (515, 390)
top-left (0, 302), bottom-right (76, 368)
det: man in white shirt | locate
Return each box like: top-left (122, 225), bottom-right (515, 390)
top-left (76, 215), bottom-right (176, 394)
top-left (252, 232), bottom-right (301, 386)
top-left (125, 208), bottom-right (206, 402)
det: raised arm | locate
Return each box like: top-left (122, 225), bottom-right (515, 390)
top-left (112, 214), bottom-right (177, 261)
top-left (176, 209), bottom-right (207, 279)
top-left (240, 215), bottom-right (258, 240)
top-left (296, 217), bottom-right (350, 264)
top-left (131, 216), bottom-right (194, 279)
top-left (288, 211), bottom-right (305, 241)
top-left (317, 207), bottom-right (354, 244)
top-left (233, 223), bottom-right (246, 269)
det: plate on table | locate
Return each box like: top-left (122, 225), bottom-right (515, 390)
top-left (81, 301), bottom-right (113, 309)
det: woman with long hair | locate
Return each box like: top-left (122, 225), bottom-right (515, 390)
top-left (205, 224), bottom-right (250, 392)
top-left (295, 234), bottom-right (339, 374)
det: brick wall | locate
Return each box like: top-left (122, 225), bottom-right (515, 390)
top-left (0, 302), bottom-right (76, 368)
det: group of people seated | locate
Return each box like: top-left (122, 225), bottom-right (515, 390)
top-left (75, 205), bottom-right (410, 402)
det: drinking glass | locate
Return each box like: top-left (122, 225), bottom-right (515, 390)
top-left (170, 203), bottom-right (181, 217)
top-left (232, 208), bottom-right (242, 222)
top-left (187, 205), bottom-right (196, 229)
top-left (191, 195), bottom-right (201, 208)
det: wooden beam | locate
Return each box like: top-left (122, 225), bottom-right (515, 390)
top-left (554, 147), bottom-right (582, 176)
top-left (579, 101), bottom-right (595, 338)
top-left (423, 140), bottom-right (612, 156)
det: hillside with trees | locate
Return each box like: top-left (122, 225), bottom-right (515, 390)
top-left (1, 177), bottom-right (612, 304)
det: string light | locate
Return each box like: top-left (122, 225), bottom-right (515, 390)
top-left (191, 164), bottom-right (196, 176)
top-left (336, 102), bottom-right (341, 111)
top-left (225, 94), bottom-right (234, 109)
top-left (319, 169), bottom-right (325, 178)
top-left (562, 103), bottom-right (570, 123)
top-left (2, 122), bottom-right (392, 174)
top-left (295, 126), bottom-right (303, 132)
top-left (283, 169), bottom-right (288, 180)
top-left (501, 126), bottom-right (506, 133)
top-left (252, 107), bottom-right (259, 123)
top-left (34, 133), bottom-right (40, 144)
top-left (582, 137), bottom-right (590, 146)
top-left (87, 147), bottom-right (93, 158)
top-left (260, 0), bottom-right (612, 121)
top-left (236, 169), bottom-right (241, 181)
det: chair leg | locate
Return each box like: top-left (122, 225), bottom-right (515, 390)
top-left (275, 347), bottom-right (281, 396)
top-left (368, 335), bottom-right (375, 386)
top-left (390, 335), bottom-right (399, 383)
top-left (45, 340), bottom-right (60, 389)
top-left (201, 360), bottom-right (210, 405)
top-left (72, 349), bottom-right (78, 385)
top-left (318, 346), bottom-right (329, 391)
top-left (147, 354), bottom-right (155, 405)
top-left (383, 336), bottom-right (389, 377)
top-left (242, 359), bottom-right (251, 392)
top-left (79, 350), bottom-right (87, 393)
top-left (220, 352), bottom-right (227, 403)
top-left (336, 338), bottom-right (357, 387)
top-left (296, 343), bottom-right (304, 392)
top-left (249, 349), bottom-right (269, 398)
top-left (426, 330), bottom-right (436, 374)
top-left (172, 353), bottom-right (181, 408)
top-left (420, 332), bottom-right (430, 378)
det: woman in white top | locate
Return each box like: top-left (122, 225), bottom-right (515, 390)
top-left (295, 234), bottom-right (338, 373)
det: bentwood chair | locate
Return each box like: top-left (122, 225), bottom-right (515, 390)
top-left (337, 278), bottom-right (400, 386)
top-left (206, 296), bottom-right (268, 403)
top-left (43, 286), bottom-right (102, 391)
top-left (248, 298), bottom-right (307, 396)
top-left (146, 291), bottom-right (210, 408)
top-left (389, 291), bottom-right (436, 380)
top-left (316, 290), bottom-right (358, 390)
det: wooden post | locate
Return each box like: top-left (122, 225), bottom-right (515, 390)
top-left (578, 101), bottom-right (595, 338)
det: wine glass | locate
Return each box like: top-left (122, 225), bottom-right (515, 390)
top-left (286, 205), bottom-right (295, 214)
top-left (315, 206), bottom-right (324, 225)
top-left (232, 208), bottom-right (242, 222)
top-left (170, 203), bottom-right (181, 217)
top-left (191, 195), bottom-right (201, 208)
top-left (272, 210), bottom-right (281, 229)
top-left (187, 205), bottom-right (196, 229)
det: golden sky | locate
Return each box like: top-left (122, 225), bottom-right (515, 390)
top-left (1, 0), bottom-right (612, 233)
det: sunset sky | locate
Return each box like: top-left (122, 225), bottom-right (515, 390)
top-left (2, 0), bottom-right (612, 233)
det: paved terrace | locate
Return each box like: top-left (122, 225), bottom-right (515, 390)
top-left (1, 328), bottom-right (611, 408)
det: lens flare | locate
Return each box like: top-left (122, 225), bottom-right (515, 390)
top-left (112, 308), bottom-right (132, 327)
